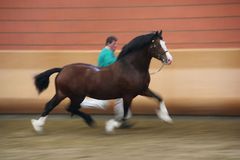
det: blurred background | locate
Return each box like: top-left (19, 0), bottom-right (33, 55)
top-left (0, 0), bottom-right (239, 115)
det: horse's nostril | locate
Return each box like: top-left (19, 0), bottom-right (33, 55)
top-left (167, 59), bottom-right (172, 64)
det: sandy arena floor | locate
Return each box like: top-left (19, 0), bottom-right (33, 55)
top-left (0, 115), bottom-right (239, 160)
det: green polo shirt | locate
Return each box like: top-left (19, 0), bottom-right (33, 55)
top-left (97, 47), bottom-right (117, 67)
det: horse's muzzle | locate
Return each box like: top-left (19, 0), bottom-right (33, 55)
top-left (166, 52), bottom-right (173, 65)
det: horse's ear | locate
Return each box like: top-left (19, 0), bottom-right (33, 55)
top-left (155, 31), bottom-right (159, 36)
top-left (159, 30), bottom-right (162, 36)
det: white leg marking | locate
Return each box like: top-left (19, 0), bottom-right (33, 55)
top-left (156, 101), bottom-right (173, 123)
top-left (31, 116), bottom-right (48, 133)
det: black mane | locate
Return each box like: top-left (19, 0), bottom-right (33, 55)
top-left (117, 32), bottom-right (156, 60)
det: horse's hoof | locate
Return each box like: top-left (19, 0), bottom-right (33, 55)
top-left (119, 121), bottom-right (135, 129)
top-left (88, 121), bottom-right (97, 128)
top-left (156, 109), bottom-right (173, 123)
top-left (31, 119), bottom-right (44, 133)
top-left (86, 119), bottom-right (96, 128)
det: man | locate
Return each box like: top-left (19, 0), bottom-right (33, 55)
top-left (81, 36), bottom-right (132, 124)
top-left (98, 36), bottom-right (118, 67)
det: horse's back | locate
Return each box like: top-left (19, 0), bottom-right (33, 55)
top-left (61, 63), bottom-right (100, 75)
top-left (55, 63), bottom-right (115, 98)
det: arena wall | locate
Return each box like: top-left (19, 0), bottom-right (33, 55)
top-left (0, 0), bottom-right (239, 49)
top-left (0, 49), bottom-right (239, 115)
top-left (0, 0), bottom-right (239, 115)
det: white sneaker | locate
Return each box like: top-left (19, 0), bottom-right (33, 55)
top-left (105, 119), bottom-right (121, 133)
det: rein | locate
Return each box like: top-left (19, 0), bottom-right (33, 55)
top-left (150, 63), bottom-right (165, 75)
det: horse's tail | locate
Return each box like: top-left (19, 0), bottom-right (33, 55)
top-left (34, 68), bottom-right (62, 94)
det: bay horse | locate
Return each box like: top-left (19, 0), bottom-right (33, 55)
top-left (31, 31), bottom-right (173, 133)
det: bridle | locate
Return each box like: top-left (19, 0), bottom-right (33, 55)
top-left (149, 39), bottom-right (166, 75)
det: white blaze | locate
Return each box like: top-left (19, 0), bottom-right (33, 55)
top-left (160, 40), bottom-right (168, 52)
top-left (160, 40), bottom-right (173, 64)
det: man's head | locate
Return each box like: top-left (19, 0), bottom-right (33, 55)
top-left (105, 36), bottom-right (118, 51)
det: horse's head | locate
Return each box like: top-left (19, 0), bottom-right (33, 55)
top-left (149, 31), bottom-right (173, 65)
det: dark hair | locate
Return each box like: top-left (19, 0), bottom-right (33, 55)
top-left (105, 36), bottom-right (118, 45)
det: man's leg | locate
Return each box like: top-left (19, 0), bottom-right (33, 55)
top-left (81, 98), bottom-right (109, 110)
top-left (114, 98), bottom-right (134, 129)
top-left (114, 98), bottom-right (132, 120)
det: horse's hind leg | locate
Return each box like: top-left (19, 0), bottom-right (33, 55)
top-left (31, 93), bottom-right (65, 133)
top-left (141, 88), bottom-right (172, 123)
top-left (66, 97), bottom-right (95, 127)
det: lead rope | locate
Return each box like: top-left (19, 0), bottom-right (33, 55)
top-left (150, 64), bottom-right (165, 75)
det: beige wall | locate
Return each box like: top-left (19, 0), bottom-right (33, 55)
top-left (0, 49), bottom-right (239, 115)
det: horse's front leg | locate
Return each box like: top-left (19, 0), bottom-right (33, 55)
top-left (105, 96), bottom-right (134, 133)
top-left (120, 97), bottom-right (135, 127)
top-left (141, 88), bottom-right (173, 123)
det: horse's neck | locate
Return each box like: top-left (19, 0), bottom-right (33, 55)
top-left (122, 48), bottom-right (152, 72)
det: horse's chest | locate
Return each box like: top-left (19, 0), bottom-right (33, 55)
top-left (136, 77), bottom-right (150, 88)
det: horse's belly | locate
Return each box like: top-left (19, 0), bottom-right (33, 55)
top-left (87, 85), bottom-right (121, 100)
top-left (87, 93), bottom-right (120, 100)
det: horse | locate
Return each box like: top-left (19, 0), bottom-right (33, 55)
top-left (31, 30), bottom-right (173, 133)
